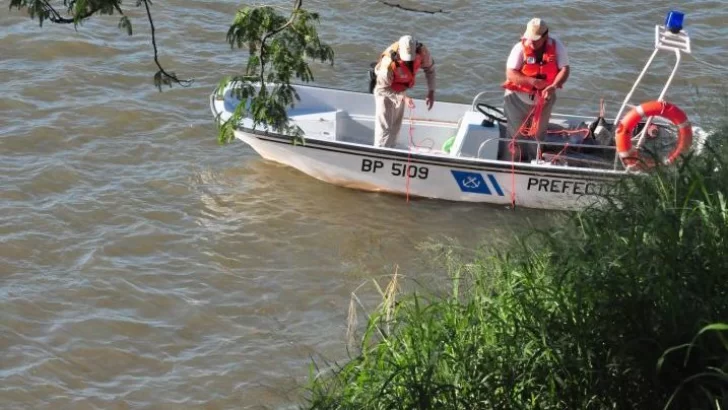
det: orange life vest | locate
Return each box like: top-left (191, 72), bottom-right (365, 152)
top-left (502, 38), bottom-right (560, 94)
top-left (378, 41), bottom-right (423, 92)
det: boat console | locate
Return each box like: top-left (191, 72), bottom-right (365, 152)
top-left (447, 110), bottom-right (502, 160)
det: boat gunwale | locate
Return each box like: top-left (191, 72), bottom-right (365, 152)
top-left (210, 87), bottom-right (630, 181)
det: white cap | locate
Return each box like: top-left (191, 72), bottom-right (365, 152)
top-left (398, 35), bottom-right (415, 61)
top-left (522, 18), bottom-right (549, 41)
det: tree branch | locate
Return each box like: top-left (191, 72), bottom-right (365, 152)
top-left (141, 0), bottom-right (193, 89)
top-left (39, 0), bottom-right (99, 23)
top-left (377, 1), bottom-right (449, 14)
top-left (41, 0), bottom-right (63, 21)
top-left (263, 0), bottom-right (303, 40)
top-left (37, 1), bottom-right (123, 24)
top-left (258, 0), bottom-right (303, 86)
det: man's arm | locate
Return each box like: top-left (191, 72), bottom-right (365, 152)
top-left (542, 65), bottom-right (569, 100)
top-left (553, 38), bottom-right (570, 88)
top-left (551, 65), bottom-right (570, 88)
top-left (419, 44), bottom-right (436, 109)
top-left (418, 44), bottom-right (436, 93)
top-left (506, 69), bottom-right (543, 88)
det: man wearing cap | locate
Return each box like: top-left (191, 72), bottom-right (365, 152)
top-left (372, 35), bottom-right (436, 148)
top-left (502, 18), bottom-right (570, 161)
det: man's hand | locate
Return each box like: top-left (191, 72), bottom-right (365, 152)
top-left (531, 79), bottom-right (549, 90)
top-left (426, 90), bottom-right (435, 110)
top-left (541, 85), bottom-right (557, 100)
top-left (405, 96), bottom-right (416, 109)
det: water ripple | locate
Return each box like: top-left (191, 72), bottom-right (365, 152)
top-left (1, 1), bottom-right (726, 408)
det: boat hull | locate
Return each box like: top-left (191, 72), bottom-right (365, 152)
top-left (234, 130), bottom-right (621, 211)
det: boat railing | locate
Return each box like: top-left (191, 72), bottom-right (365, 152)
top-left (614, 23), bottom-right (691, 164)
top-left (609, 13), bottom-right (691, 168)
top-left (475, 137), bottom-right (617, 164)
top-left (469, 90), bottom-right (631, 121)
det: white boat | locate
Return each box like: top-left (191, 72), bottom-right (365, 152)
top-left (209, 18), bottom-right (709, 211)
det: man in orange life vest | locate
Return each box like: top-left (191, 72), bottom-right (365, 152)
top-left (502, 18), bottom-right (570, 161)
top-left (373, 35), bottom-right (436, 148)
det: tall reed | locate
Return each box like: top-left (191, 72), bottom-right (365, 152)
top-left (302, 126), bottom-right (728, 409)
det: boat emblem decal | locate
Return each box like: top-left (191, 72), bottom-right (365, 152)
top-left (451, 170), bottom-right (505, 196)
top-left (463, 176), bottom-right (480, 189)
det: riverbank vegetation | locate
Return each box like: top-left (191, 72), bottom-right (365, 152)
top-left (302, 126), bottom-right (728, 409)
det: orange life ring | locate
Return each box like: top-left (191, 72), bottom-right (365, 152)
top-left (615, 101), bottom-right (693, 169)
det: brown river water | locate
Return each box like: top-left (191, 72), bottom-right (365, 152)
top-left (1, 1), bottom-right (727, 408)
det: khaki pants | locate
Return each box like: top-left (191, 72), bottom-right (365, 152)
top-left (503, 92), bottom-right (557, 161)
top-left (374, 91), bottom-right (406, 148)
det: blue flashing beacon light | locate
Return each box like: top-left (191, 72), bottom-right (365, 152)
top-left (665, 10), bottom-right (685, 34)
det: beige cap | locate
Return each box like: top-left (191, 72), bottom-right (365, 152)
top-left (522, 18), bottom-right (549, 41)
top-left (398, 35), bottom-right (415, 61)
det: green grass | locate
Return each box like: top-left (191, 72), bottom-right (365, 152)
top-left (300, 126), bottom-right (728, 409)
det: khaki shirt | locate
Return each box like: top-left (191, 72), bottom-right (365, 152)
top-left (374, 43), bottom-right (436, 100)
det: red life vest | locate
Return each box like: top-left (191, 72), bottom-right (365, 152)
top-left (378, 42), bottom-right (423, 92)
top-left (502, 38), bottom-right (560, 94)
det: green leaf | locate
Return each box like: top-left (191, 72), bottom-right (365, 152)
top-left (685, 323), bottom-right (728, 364)
top-left (153, 71), bottom-right (162, 92)
top-left (118, 16), bottom-right (132, 35)
top-left (216, 4), bottom-right (334, 144)
top-left (73, 0), bottom-right (88, 26)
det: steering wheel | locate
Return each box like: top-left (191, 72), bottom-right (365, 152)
top-left (476, 103), bottom-right (507, 124)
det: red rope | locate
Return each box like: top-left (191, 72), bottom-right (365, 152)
top-left (412, 138), bottom-right (435, 151)
top-left (508, 139), bottom-right (519, 207)
top-left (548, 143), bottom-right (570, 164)
top-left (508, 93), bottom-right (545, 207)
top-left (520, 95), bottom-right (546, 138)
top-left (405, 105), bottom-right (414, 203)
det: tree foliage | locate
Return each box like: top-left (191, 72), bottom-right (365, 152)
top-left (9, 0), bottom-right (335, 146)
top-left (8, 0), bottom-right (192, 90)
top-left (215, 1), bottom-right (334, 144)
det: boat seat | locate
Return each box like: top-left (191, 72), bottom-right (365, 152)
top-left (289, 110), bottom-right (344, 141)
top-left (450, 111), bottom-right (502, 160)
top-left (221, 96), bottom-right (342, 140)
